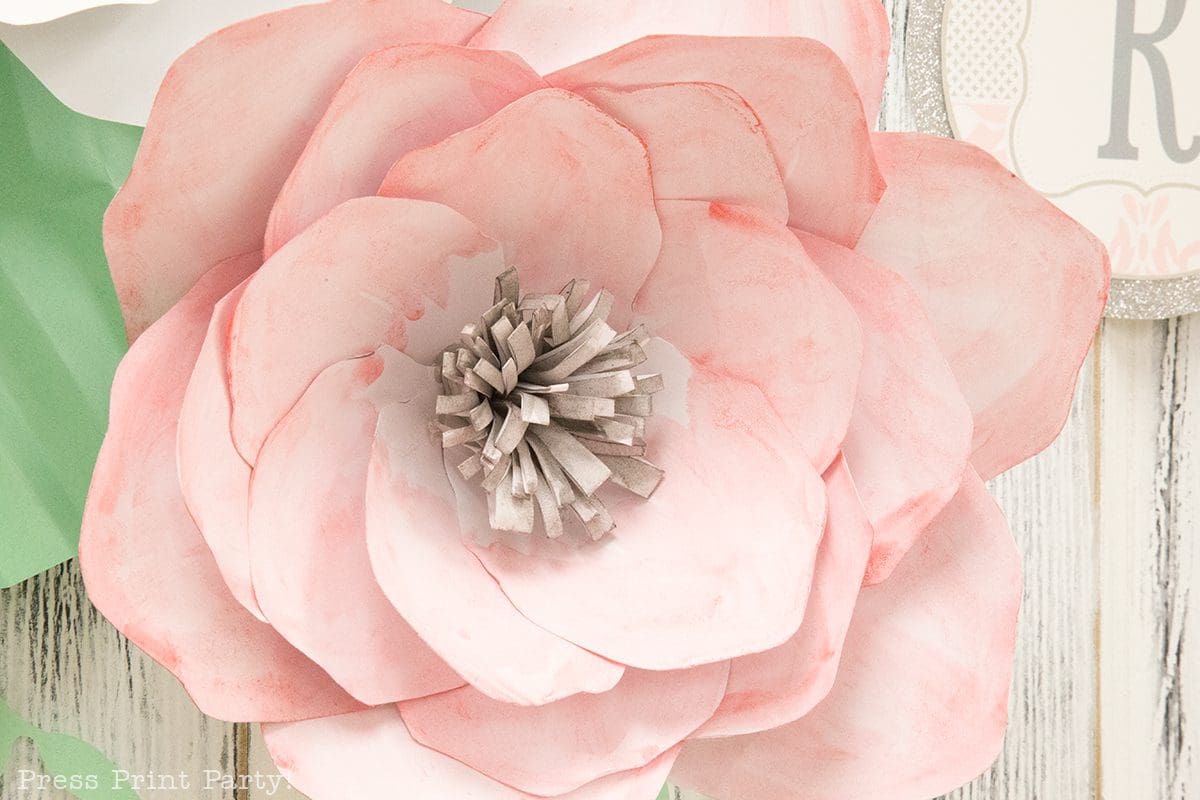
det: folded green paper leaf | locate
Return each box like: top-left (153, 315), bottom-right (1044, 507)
top-left (0, 40), bottom-right (140, 587)
top-left (0, 694), bottom-right (138, 799)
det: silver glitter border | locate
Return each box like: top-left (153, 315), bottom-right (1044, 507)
top-left (904, 0), bottom-right (1200, 319)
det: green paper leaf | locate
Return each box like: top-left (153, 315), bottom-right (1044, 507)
top-left (0, 40), bottom-right (141, 587)
top-left (0, 694), bottom-right (139, 799)
top-left (657, 785), bottom-right (672, 800)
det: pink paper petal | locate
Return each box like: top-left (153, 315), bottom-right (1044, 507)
top-left (176, 272), bottom-right (263, 620)
top-left (671, 469), bottom-right (1021, 800)
top-left (379, 88), bottom-right (661, 325)
top-left (696, 454), bottom-right (872, 738)
top-left (264, 44), bottom-right (546, 259)
top-left (575, 82), bottom-right (788, 221)
top-left (228, 196), bottom-right (503, 462)
top-left (105, 0), bottom-right (485, 341)
top-left (550, 36), bottom-right (885, 246)
top-left (365, 360), bottom-right (625, 706)
top-left (80, 253), bottom-right (361, 723)
top-left (263, 706), bottom-right (680, 800)
top-left (399, 663), bottom-right (728, 795)
top-left (473, 0), bottom-right (889, 120)
top-left (799, 231), bottom-right (973, 585)
top-left (469, 337), bottom-right (828, 670)
top-left (633, 200), bottom-right (861, 474)
top-left (247, 349), bottom-right (465, 706)
top-left (856, 133), bottom-right (1109, 480)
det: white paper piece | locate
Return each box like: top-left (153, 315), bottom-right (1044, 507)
top-left (453, 0), bottom-right (501, 14)
top-left (639, 338), bottom-right (691, 427)
top-left (0, 0), bottom-right (156, 26)
top-left (0, 0), bottom-right (323, 124)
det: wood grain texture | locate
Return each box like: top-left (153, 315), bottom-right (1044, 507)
top-left (3, 3), bottom-right (1197, 800)
top-left (0, 562), bottom-right (236, 800)
top-left (1099, 317), bottom-right (1200, 800)
top-left (880, 0), bottom-right (916, 132)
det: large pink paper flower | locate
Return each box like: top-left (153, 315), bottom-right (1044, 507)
top-left (80, 1), bottom-right (1110, 798)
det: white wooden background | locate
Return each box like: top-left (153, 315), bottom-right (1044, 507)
top-left (3, 2), bottom-right (1197, 798)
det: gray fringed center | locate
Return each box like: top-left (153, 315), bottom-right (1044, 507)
top-left (434, 268), bottom-right (664, 540)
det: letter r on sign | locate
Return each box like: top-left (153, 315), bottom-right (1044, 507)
top-left (1099, 0), bottom-right (1199, 163)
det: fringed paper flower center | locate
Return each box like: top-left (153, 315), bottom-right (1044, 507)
top-left (434, 268), bottom-right (664, 540)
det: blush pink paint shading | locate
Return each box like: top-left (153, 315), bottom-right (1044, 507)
top-left (694, 454), bottom-right (872, 738)
top-left (467, 368), bottom-right (828, 671)
top-left (633, 200), bottom-right (862, 473)
top-left (798, 231), bottom-right (973, 584)
top-left (104, 0), bottom-right (487, 342)
top-left (857, 133), bottom-right (1109, 480)
top-left (81, 252), bottom-right (362, 723)
top-left (574, 82), bottom-right (789, 222)
top-left (78, 2), bottom-right (1110, 800)
top-left (246, 353), bottom-right (465, 705)
top-left (263, 44), bottom-right (546, 259)
top-left (365, 361), bottom-right (626, 707)
top-left (399, 663), bottom-right (729, 795)
top-left (175, 272), bottom-right (263, 620)
top-left (550, 36), bottom-right (886, 248)
top-left (263, 706), bottom-right (682, 799)
top-left (227, 197), bottom-right (502, 461)
top-left (472, 0), bottom-right (891, 121)
top-left (378, 88), bottom-right (662, 327)
top-left (671, 470), bottom-right (1022, 800)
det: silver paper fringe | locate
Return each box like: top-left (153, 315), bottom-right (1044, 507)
top-left (434, 268), bottom-right (664, 540)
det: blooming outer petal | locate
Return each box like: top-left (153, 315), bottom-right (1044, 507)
top-left (799, 231), bottom-right (973, 585)
top-left (104, 0), bottom-right (486, 340)
top-left (365, 356), bottom-right (625, 706)
top-left (264, 44), bottom-right (546, 259)
top-left (550, 35), bottom-right (885, 247)
top-left (80, 253), bottom-right (361, 723)
top-left (574, 82), bottom-right (788, 221)
top-left (176, 272), bottom-right (263, 620)
top-left (695, 454), bottom-right (872, 738)
top-left (228, 196), bottom-right (503, 462)
top-left (856, 133), bottom-right (1110, 480)
top-left (469, 337), bottom-right (827, 670)
top-left (247, 350), bottom-right (465, 706)
top-left (472, 0), bottom-right (889, 119)
top-left (671, 469), bottom-right (1022, 800)
top-left (399, 663), bottom-right (729, 796)
top-left (633, 200), bottom-right (861, 473)
top-left (378, 88), bottom-right (662, 326)
top-left (263, 706), bottom-right (680, 800)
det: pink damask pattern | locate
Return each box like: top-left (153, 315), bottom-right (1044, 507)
top-left (1110, 194), bottom-right (1200, 277)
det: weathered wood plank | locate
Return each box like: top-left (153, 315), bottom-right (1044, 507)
top-left (1099, 317), bottom-right (1200, 800)
top-left (880, 0), bottom-right (916, 132)
top-left (0, 561), bottom-right (236, 800)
